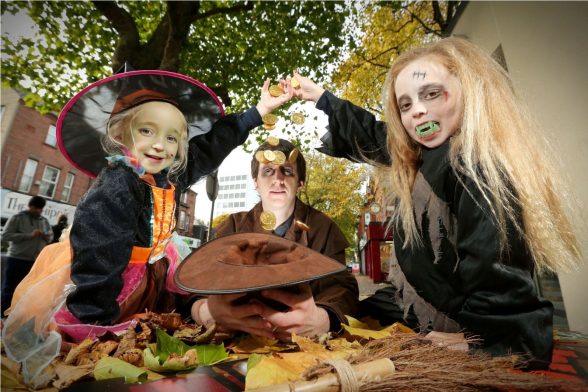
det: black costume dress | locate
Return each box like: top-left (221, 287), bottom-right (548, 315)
top-left (315, 91), bottom-right (553, 369)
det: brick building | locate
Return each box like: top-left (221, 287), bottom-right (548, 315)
top-left (1, 88), bottom-right (196, 238)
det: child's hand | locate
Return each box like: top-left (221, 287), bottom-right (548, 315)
top-left (291, 70), bottom-right (325, 103)
top-left (256, 78), bottom-right (294, 117)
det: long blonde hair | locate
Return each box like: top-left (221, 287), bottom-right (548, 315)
top-left (383, 37), bottom-right (580, 273)
top-left (104, 102), bottom-right (188, 180)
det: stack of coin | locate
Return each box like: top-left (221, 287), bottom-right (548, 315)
top-left (269, 84), bottom-right (284, 97)
top-left (262, 113), bottom-right (278, 130)
top-left (291, 112), bottom-right (305, 125)
top-left (260, 211), bottom-right (277, 231)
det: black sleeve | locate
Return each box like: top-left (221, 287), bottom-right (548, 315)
top-left (66, 165), bottom-right (142, 325)
top-left (315, 91), bottom-right (391, 165)
top-left (177, 108), bottom-right (259, 191)
top-left (453, 176), bottom-right (553, 369)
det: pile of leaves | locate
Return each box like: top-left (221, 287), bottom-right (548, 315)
top-left (1, 311), bottom-right (230, 390)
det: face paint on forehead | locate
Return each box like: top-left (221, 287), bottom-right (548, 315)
top-left (412, 70), bottom-right (427, 80)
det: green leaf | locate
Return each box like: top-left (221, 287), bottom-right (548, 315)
top-left (247, 353), bottom-right (264, 372)
top-left (155, 328), bottom-right (193, 362)
top-left (195, 343), bottom-right (229, 366)
top-left (94, 357), bottom-right (147, 384)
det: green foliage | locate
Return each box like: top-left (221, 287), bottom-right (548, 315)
top-left (1, 0), bottom-right (349, 125)
top-left (299, 152), bottom-right (367, 251)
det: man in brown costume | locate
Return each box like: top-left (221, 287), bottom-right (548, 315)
top-left (190, 139), bottom-right (358, 340)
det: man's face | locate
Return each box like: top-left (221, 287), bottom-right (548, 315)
top-left (254, 162), bottom-right (302, 210)
top-left (28, 206), bottom-right (43, 218)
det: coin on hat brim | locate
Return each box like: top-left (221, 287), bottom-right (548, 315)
top-left (262, 124), bottom-right (275, 131)
top-left (262, 113), bottom-right (278, 125)
top-left (273, 150), bottom-right (286, 165)
top-left (267, 136), bottom-right (279, 146)
top-left (291, 77), bottom-right (300, 89)
top-left (260, 211), bottom-right (277, 231)
top-left (269, 84), bottom-right (284, 97)
top-left (288, 148), bottom-right (299, 163)
top-left (291, 112), bottom-right (305, 125)
top-left (263, 150), bottom-right (276, 162)
top-left (255, 150), bottom-right (269, 163)
top-left (295, 220), bottom-right (310, 232)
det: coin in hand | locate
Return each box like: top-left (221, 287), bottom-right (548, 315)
top-left (269, 84), bottom-right (285, 97)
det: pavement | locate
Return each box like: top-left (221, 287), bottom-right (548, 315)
top-left (354, 273), bottom-right (391, 300)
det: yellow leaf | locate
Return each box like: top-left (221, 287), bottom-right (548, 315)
top-left (381, 322), bottom-right (416, 335)
top-left (245, 352), bottom-right (325, 390)
top-left (341, 324), bottom-right (392, 340)
top-left (230, 334), bottom-right (295, 354)
top-left (292, 334), bottom-right (330, 356)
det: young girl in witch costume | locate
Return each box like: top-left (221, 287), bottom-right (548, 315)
top-left (287, 37), bottom-right (581, 369)
top-left (2, 71), bottom-right (293, 384)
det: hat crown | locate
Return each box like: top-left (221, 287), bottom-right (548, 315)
top-left (221, 239), bottom-right (307, 266)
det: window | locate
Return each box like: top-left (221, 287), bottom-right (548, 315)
top-left (185, 213), bottom-right (191, 231)
top-left (230, 176), bottom-right (235, 181)
top-left (178, 211), bottom-right (186, 231)
top-left (45, 125), bottom-right (57, 147)
top-left (39, 166), bottom-right (60, 199)
top-left (60, 172), bottom-right (75, 202)
top-left (181, 192), bottom-right (189, 204)
top-left (18, 159), bottom-right (38, 192)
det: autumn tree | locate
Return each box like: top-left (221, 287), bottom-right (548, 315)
top-left (331, 1), bottom-right (465, 113)
top-left (300, 152), bottom-right (367, 257)
top-left (211, 213), bottom-right (230, 230)
top-left (1, 0), bottom-right (350, 121)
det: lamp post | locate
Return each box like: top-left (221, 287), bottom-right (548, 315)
top-left (205, 170), bottom-right (219, 242)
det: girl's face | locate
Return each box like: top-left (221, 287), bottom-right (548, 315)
top-left (254, 161), bottom-right (302, 211)
top-left (122, 101), bottom-right (185, 174)
top-left (394, 57), bottom-right (462, 148)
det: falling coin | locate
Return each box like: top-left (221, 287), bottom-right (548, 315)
top-left (262, 124), bottom-right (275, 131)
top-left (291, 112), bottom-right (305, 125)
top-left (260, 211), bottom-right (277, 231)
top-left (295, 220), bottom-right (310, 232)
top-left (288, 148), bottom-right (299, 163)
top-left (263, 150), bottom-right (276, 162)
top-left (255, 150), bottom-right (269, 163)
top-left (273, 150), bottom-right (286, 165)
top-left (262, 113), bottom-right (278, 125)
top-left (267, 136), bottom-right (280, 146)
top-left (269, 84), bottom-right (284, 97)
top-left (291, 77), bottom-right (300, 89)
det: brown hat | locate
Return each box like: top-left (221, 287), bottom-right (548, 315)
top-left (175, 233), bottom-right (345, 294)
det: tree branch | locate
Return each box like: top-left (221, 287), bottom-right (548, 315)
top-left (92, 1), bottom-right (140, 72)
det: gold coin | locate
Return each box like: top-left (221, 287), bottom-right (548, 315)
top-left (260, 211), bottom-right (277, 231)
top-left (273, 150), bottom-right (286, 165)
top-left (262, 124), bottom-right (275, 131)
top-left (288, 148), bottom-right (299, 163)
top-left (295, 220), bottom-right (310, 232)
top-left (255, 150), bottom-right (269, 163)
top-left (262, 113), bottom-right (277, 125)
top-left (291, 112), bottom-right (305, 125)
top-left (267, 136), bottom-right (280, 146)
top-left (291, 77), bottom-right (300, 89)
top-left (263, 150), bottom-right (276, 162)
top-left (269, 84), bottom-right (284, 97)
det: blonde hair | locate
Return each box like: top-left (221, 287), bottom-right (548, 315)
top-left (104, 102), bottom-right (188, 180)
top-left (383, 37), bottom-right (580, 273)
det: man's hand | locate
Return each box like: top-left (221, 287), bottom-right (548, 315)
top-left (31, 229), bottom-right (44, 238)
top-left (259, 283), bottom-right (330, 341)
top-left (192, 295), bottom-right (275, 338)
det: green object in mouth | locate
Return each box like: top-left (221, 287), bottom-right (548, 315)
top-left (415, 121), bottom-right (440, 138)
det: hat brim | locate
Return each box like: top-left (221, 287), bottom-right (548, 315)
top-left (56, 70), bottom-right (224, 177)
top-left (175, 233), bottom-right (346, 294)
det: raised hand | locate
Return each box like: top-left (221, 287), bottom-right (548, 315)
top-left (291, 70), bottom-right (325, 103)
top-left (256, 78), bottom-right (294, 117)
